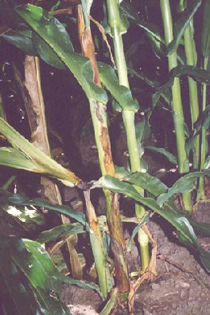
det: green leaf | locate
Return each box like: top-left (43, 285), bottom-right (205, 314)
top-left (147, 32), bottom-right (166, 59)
top-left (0, 257), bottom-right (42, 315)
top-left (153, 65), bottom-right (210, 106)
top-left (81, 0), bottom-right (94, 26)
top-left (32, 32), bottom-right (66, 69)
top-left (97, 175), bottom-right (210, 272)
top-left (186, 105), bottom-right (210, 155)
top-left (157, 172), bottom-right (203, 205)
top-left (145, 146), bottom-right (177, 164)
top-left (0, 236), bottom-right (70, 315)
top-left (15, 4), bottom-right (107, 104)
top-left (201, 0), bottom-right (210, 58)
top-left (0, 147), bottom-right (38, 171)
top-left (2, 6), bottom-right (73, 69)
top-left (135, 117), bottom-right (151, 145)
top-left (9, 194), bottom-right (86, 226)
top-left (31, 8), bottom-right (74, 70)
top-left (128, 212), bottom-right (151, 250)
top-left (204, 155), bottom-right (210, 169)
top-left (98, 62), bottom-right (139, 112)
top-left (2, 29), bottom-right (36, 55)
top-left (23, 239), bottom-right (61, 292)
top-left (198, 246), bottom-right (210, 272)
top-left (0, 118), bottom-right (81, 187)
top-left (2, 204), bottom-right (45, 226)
top-left (97, 175), bottom-right (195, 245)
top-left (176, 216), bottom-right (197, 244)
top-left (190, 221), bottom-right (210, 237)
top-left (61, 274), bottom-right (102, 297)
top-left (124, 172), bottom-right (168, 197)
top-left (128, 67), bottom-right (160, 89)
top-left (120, 0), bottom-right (164, 45)
top-left (0, 189), bottom-right (86, 226)
top-left (37, 223), bottom-right (85, 243)
top-left (167, 0), bottom-right (202, 55)
top-left (173, 65), bottom-right (210, 83)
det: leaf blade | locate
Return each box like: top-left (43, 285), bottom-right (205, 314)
top-left (0, 118), bottom-right (81, 186)
top-left (15, 4), bottom-right (107, 103)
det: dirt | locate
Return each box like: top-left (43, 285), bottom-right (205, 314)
top-left (60, 203), bottom-right (210, 315)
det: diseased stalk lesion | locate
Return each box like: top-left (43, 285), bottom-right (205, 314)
top-left (77, 3), bottom-right (130, 297)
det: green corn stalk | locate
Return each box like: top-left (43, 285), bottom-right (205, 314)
top-left (160, 0), bottom-right (192, 212)
top-left (198, 0), bottom-right (210, 200)
top-left (0, 92), bottom-right (7, 121)
top-left (183, 24), bottom-right (200, 169)
top-left (197, 56), bottom-right (209, 200)
top-left (179, 1), bottom-right (200, 170)
top-left (106, 0), bottom-right (150, 271)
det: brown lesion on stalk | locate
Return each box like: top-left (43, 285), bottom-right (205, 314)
top-left (83, 190), bottom-right (99, 234)
top-left (77, 5), bottom-right (101, 86)
top-left (109, 193), bottom-right (125, 246)
top-left (106, 193), bottom-right (129, 293)
top-left (99, 126), bottom-right (115, 176)
top-left (95, 102), bottom-right (104, 123)
top-left (77, 3), bottom-right (130, 295)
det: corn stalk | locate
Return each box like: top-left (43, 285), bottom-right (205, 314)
top-left (160, 0), bottom-right (192, 212)
top-left (106, 0), bottom-right (150, 271)
top-left (77, 4), bottom-right (130, 298)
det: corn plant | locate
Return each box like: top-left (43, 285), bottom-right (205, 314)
top-left (0, 0), bottom-right (210, 314)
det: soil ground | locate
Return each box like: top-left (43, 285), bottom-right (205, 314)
top-left (61, 202), bottom-right (210, 315)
